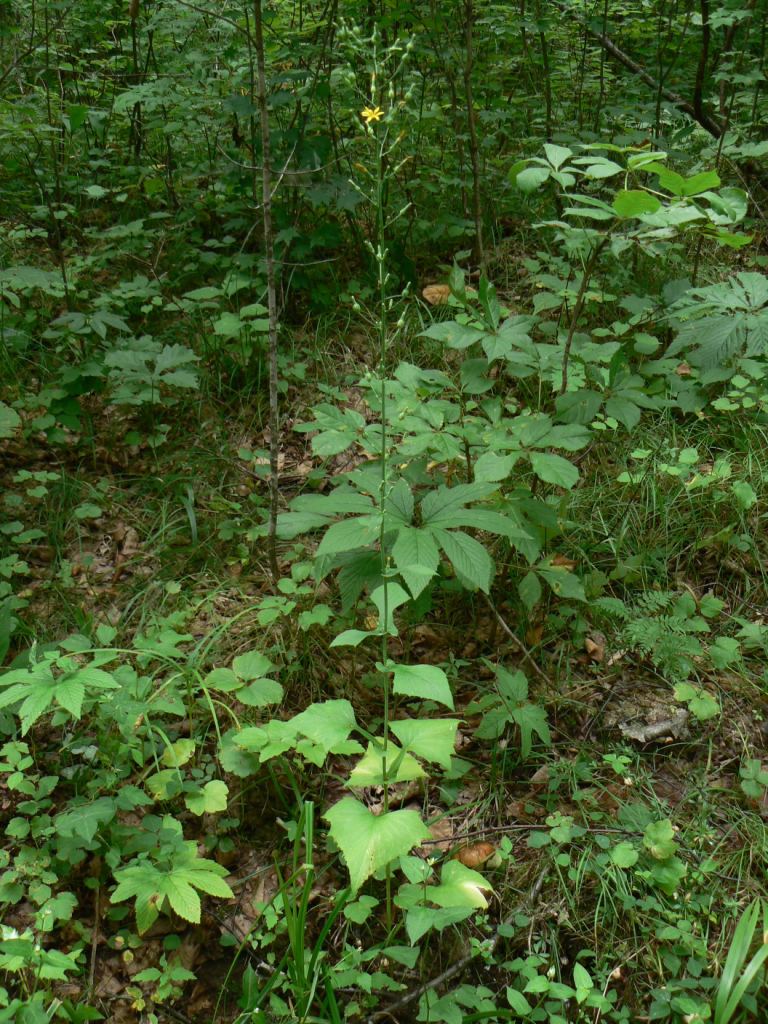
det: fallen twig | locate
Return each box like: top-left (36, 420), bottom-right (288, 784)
top-left (365, 864), bottom-right (550, 1023)
top-left (482, 595), bottom-right (548, 683)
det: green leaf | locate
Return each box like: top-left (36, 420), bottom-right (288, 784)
top-left (343, 894), bottom-right (379, 924)
top-left (232, 651), bottom-right (274, 680)
top-left (420, 483), bottom-right (497, 525)
top-left (0, 402), bottom-right (21, 440)
top-left (529, 452), bottom-right (579, 488)
top-left (426, 860), bottom-right (492, 909)
top-left (392, 664), bottom-right (454, 710)
top-left (643, 819), bottom-right (677, 860)
top-left (238, 678), bottom-right (284, 706)
top-left (324, 797), bottom-right (429, 893)
top-left (732, 480), bottom-right (757, 510)
top-left (56, 798), bottom-right (116, 843)
top-left (474, 452), bottom-right (515, 483)
top-left (543, 143), bottom-right (572, 170)
top-left (507, 989), bottom-right (533, 1014)
top-left (419, 322), bottom-right (485, 349)
top-left (163, 876), bottom-right (201, 923)
top-left (518, 571), bottom-right (542, 611)
top-left (392, 527), bottom-right (440, 599)
top-left (613, 190), bottom-right (661, 218)
top-left (347, 742), bottom-right (425, 786)
top-left (537, 564), bottom-right (586, 601)
top-left (604, 395), bottom-right (642, 430)
top-left (610, 841), bottom-right (639, 868)
top-left (292, 699), bottom-right (359, 752)
top-left (681, 170), bottom-right (721, 196)
top-left (512, 703), bottom-right (551, 760)
top-left (390, 718), bottom-right (459, 770)
top-left (184, 779), bottom-right (229, 815)
top-left (433, 528), bottom-right (494, 593)
top-left (162, 738), bottom-right (196, 767)
top-left (73, 503), bottom-right (103, 520)
top-left (370, 581), bottom-right (411, 635)
top-left (516, 166), bottom-right (550, 192)
top-left (316, 516), bottom-right (380, 556)
top-left (54, 677), bottom-right (85, 719)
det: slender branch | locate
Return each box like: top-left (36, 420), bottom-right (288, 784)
top-left (482, 594), bottom-right (548, 683)
top-left (559, 234), bottom-right (609, 396)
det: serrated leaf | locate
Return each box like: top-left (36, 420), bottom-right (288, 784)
top-left (54, 677), bottom-right (85, 718)
top-left (163, 876), bottom-right (202, 923)
top-left (324, 797), bottom-right (429, 893)
top-left (316, 516), bottom-right (380, 556)
top-left (292, 699), bottom-right (358, 752)
top-left (529, 452), bottom-right (579, 488)
top-left (238, 678), bottom-right (283, 706)
top-left (474, 451), bottom-right (515, 482)
top-left (392, 527), bottom-right (439, 598)
top-left (433, 528), bottom-right (494, 593)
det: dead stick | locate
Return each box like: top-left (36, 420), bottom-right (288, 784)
top-left (482, 594), bottom-right (548, 682)
top-left (365, 865), bottom-right (549, 1023)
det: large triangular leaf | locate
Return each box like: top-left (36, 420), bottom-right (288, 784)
top-left (324, 797), bottom-right (429, 892)
top-left (390, 718), bottom-right (459, 770)
top-left (391, 664), bottom-right (454, 710)
top-left (291, 699), bottom-right (358, 752)
top-left (426, 860), bottom-right (493, 909)
top-left (347, 742), bottom-right (425, 787)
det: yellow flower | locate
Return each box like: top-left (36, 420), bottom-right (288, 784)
top-left (361, 105), bottom-right (384, 124)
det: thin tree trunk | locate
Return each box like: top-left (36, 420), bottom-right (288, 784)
top-left (253, 0), bottom-right (281, 582)
top-left (463, 0), bottom-right (484, 268)
top-left (556, 1), bottom-right (723, 138)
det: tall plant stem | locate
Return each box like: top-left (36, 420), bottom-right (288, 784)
top-left (559, 235), bottom-right (609, 397)
top-left (253, 0), bottom-right (281, 582)
top-left (372, 102), bottom-right (394, 930)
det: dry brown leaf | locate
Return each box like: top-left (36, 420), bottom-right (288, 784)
top-left (585, 633), bottom-right (605, 663)
top-left (551, 554), bottom-right (577, 569)
top-left (526, 623), bottom-right (543, 646)
top-left (419, 816), bottom-right (454, 856)
top-left (455, 841), bottom-right (495, 868)
top-left (675, 362), bottom-right (692, 377)
top-left (422, 284), bottom-right (451, 305)
top-left (529, 764), bottom-right (550, 786)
